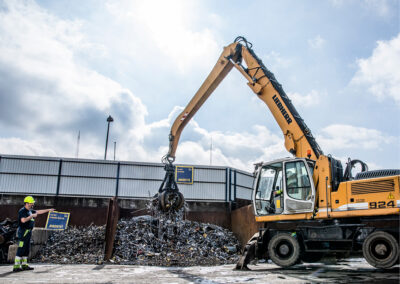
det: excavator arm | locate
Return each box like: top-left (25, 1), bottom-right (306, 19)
top-left (159, 37), bottom-right (330, 212)
top-left (167, 37), bottom-right (323, 162)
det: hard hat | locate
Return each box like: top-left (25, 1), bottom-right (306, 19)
top-left (24, 196), bottom-right (35, 204)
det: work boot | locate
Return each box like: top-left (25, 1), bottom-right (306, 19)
top-left (21, 265), bottom-right (34, 271)
top-left (12, 266), bottom-right (23, 272)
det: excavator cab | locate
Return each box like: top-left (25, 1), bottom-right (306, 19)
top-left (253, 158), bottom-right (316, 216)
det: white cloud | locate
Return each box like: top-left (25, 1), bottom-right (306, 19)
top-left (351, 33), bottom-right (400, 105)
top-left (287, 90), bottom-right (324, 107)
top-left (0, 0), bottom-right (287, 172)
top-left (0, 138), bottom-right (57, 157)
top-left (176, 121), bottom-right (286, 171)
top-left (308, 35), bottom-right (326, 49)
top-left (317, 124), bottom-right (395, 152)
top-left (0, 0), bottom-right (147, 157)
top-left (105, 0), bottom-right (220, 74)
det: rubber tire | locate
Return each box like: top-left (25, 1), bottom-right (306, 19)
top-left (300, 252), bottom-right (324, 263)
top-left (268, 233), bottom-right (300, 267)
top-left (362, 231), bottom-right (399, 269)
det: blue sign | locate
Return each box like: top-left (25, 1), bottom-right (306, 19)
top-left (175, 166), bottom-right (194, 184)
top-left (45, 211), bottom-right (70, 230)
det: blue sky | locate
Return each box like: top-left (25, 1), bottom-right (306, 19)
top-left (0, 0), bottom-right (399, 172)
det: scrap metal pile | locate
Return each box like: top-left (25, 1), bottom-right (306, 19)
top-left (113, 215), bottom-right (239, 266)
top-left (33, 225), bottom-right (105, 264)
top-left (33, 202), bottom-right (240, 266)
top-left (112, 200), bottom-right (240, 266)
top-left (0, 218), bottom-right (18, 263)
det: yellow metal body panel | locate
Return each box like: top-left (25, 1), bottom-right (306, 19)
top-left (255, 208), bottom-right (399, 223)
top-left (317, 208), bottom-right (400, 219)
top-left (331, 176), bottom-right (399, 212)
top-left (255, 213), bottom-right (313, 222)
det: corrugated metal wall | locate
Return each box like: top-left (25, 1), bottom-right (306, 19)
top-left (0, 155), bottom-right (254, 202)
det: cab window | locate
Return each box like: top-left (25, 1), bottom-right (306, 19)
top-left (285, 161), bottom-right (311, 201)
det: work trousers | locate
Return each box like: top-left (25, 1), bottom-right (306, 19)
top-left (16, 228), bottom-right (31, 257)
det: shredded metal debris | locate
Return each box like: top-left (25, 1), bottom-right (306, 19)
top-left (0, 218), bottom-right (18, 263)
top-left (112, 215), bottom-right (240, 266)
top-left (33, 225), bottom-right (105, 264)
top-left (33, 201), bottom-right (240, 266)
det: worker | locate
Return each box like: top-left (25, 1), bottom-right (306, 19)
top-left (13, 196), bottom-right (55, 272)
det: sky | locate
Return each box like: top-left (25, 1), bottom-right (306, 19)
top-left (0, 0), bottom-right (399, 172)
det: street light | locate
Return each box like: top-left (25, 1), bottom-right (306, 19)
top-left (104, 115), bottom-right (114, 160)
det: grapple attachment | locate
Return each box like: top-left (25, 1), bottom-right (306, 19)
top-left (157, 162), bottom-right (184, 212)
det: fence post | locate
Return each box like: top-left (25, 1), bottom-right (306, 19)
top-left (115, 162), bottom-right (120, 197)
top-left (234, 170), bottom-right (237, 201)
top-left (228, 168), bottom-right (232, 202)
top-left (225, 168), bottom-right (228, 202)
top-left (104, 197), bottom-right (119, 260)
top-left (55, 159), bottom-right (63, 196)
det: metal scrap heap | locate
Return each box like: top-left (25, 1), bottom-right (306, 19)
top-left (112, 215), bottom-right (240, 266)
top-left (0, 218), bottom-right (18, 263)
top-left (33, 204), bottom-right (240, 266)
top-left (33, 225), bottom-right (105, 264)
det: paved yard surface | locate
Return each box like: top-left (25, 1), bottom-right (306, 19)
top-left (0, 259), bottom-right (399, 283)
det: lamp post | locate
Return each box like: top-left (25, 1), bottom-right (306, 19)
top-left (104, 115), bottom-right (114, 160)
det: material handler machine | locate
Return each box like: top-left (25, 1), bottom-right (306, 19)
top-left (157, 37), bottom-right (400, 269)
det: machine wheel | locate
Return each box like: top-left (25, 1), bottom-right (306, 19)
top-left (268, 233), bottom-right (300, 267)
top-left (363, 231), bottom-right (399, 269)
top-left (300, 252), bottom-right (324, 263)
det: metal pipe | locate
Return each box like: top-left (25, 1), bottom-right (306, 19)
top-left (325, 176), bottom-right (329, 218)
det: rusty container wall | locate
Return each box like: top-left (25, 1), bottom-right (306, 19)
top-left (184, 201), bottom-right (231, 229)
top-left (0, 194), bottom-right (109, 227)
top-left (231, 204), bottom-right (261, 247)
top-left (0, 194), bottom-right (231, 229)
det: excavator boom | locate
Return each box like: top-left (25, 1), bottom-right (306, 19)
top-left (167, 37), bottom-right (323, 162)
top-left (159, 37), bottom-right (328, 212)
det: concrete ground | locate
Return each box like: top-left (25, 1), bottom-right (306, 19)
top-left (0, 259), bottom-right (399, 283)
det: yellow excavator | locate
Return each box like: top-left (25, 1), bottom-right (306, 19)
top-left (157, 37), bottom-right (400, 269)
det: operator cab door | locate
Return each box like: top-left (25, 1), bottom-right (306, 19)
top-left (253, 158), bottom-right (315, 216)
top-left (283, 159), bottom-right (315, 214)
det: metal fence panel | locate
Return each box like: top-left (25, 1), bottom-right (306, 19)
top-left (62, 161), bottom-right (117, 178)
top-left (194, 168), bottom-right (226, 183)
top-left (236, 185), bottom-right (253, 200)
top-left (59, 177), bottom-right (115, 196)
top-left (0, 155), bottom-right (253, 202)
top-left (236, 172), bottom-right (254, 189)
top-left (119, 164), bottom-right (164, 180)
top-left (0, 174), bottom-right (57, 194)
top-left (118, 179), bottom-right (160, 198)
top-left (178, 183), bottom-right (226, 200)
top-left (0, 157), bottom-right (59, 175)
